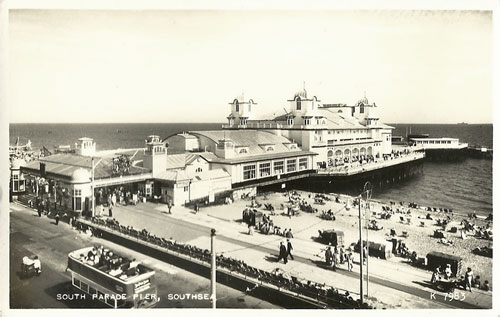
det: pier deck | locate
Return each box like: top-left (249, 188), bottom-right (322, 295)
top-left (316, 152), bottom-right (425, 177)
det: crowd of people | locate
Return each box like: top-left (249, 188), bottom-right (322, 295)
top-left (322, 245), bottom-right (355, 272)
top-left (318, 147), bottom-right (421, 172)
top-left (75, 245), bottom-right (142, 279)
top-left (430, 265), bottom-right (490, 292)
top-left (79, 217), bottom-right (370, 309)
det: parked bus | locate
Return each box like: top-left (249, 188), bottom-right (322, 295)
top-left (67, 246), bottom-right (158, 308)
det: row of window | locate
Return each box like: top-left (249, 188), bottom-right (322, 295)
top-left (242, 158), bottom-right (309, 180)
top-left (416, 140), bottom-right (453, 144)
top-left (328, 130), bottom-right (370, 135)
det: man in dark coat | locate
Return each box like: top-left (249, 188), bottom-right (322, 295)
top-left (277, 242), bottom-right (288, 264)
top-left (55, 213), bottom-right (60, 225)
top-left (286, 239), bottom-right (294, 260)
top-left (325, 246), bottom-right (333, 266)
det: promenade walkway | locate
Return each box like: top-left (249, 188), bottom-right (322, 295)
top-left (104, 201), bottom-right (491, 309)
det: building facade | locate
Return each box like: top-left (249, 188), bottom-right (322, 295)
top-left (222, 89), bottom-right (394, 168)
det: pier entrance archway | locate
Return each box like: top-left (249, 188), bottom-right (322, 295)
top-left (327, 150), bottom-right (333, 158)
top-left (367, 146), bottom-right (373, 155)
top-left (360, 147), bottom-right (366, 155)
top-left (335, 150), bottom-right (342, 158)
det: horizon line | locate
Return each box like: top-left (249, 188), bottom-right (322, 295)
top-left (8, 121), bottom-right (494, 125)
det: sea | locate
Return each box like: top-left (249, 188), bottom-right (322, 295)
top-left (9, 123), bottom-right (493, 217)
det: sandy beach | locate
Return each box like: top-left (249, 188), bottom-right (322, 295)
top-left (203, 190), bottom-right (493, 285)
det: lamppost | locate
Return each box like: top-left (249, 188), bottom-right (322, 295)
top-left (210, 229), bottom-right (217, 309)
top-left (361, 181), bottom-right (372, 302)
top-left (358, 181), bottom-right (372, 305)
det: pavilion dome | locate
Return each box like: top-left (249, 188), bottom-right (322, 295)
top-left (71, 168), bottom-right (91, 183)
top-left (294, 88), bottom-right (308, 99)
top-left (357, 96), bottom-right (369, 105)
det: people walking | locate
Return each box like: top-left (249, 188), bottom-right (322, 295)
top-left (108, 205), bottom-right (113, 217)
top-left (285, 228), bottom-right (294, 239)
top-left (168, 201), bottom-right (173, 214)
top-left (55, 213), bottom-right (60, 225)
top-left (277, 242), bottom-right (288, 264)
top-left (286, 239), bottom-right (294, 260)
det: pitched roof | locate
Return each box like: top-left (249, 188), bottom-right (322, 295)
top-left (166, 153), bottom-right (209, 170)
top-left (21, 153), bottom-right (151, 180)
top-left (199, 150), bottom-right (317, 165)
top-left (189, 130), bottom-right (300, 156)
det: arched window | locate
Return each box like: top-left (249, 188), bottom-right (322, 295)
top-left (195, 167), bottom-right (202, 173)
top-left (235, 100), bottom-right (239, 112)
top-left (296, 97), bottom-right (301, 110)
top-left (360, 103), bottom-right (365, 114)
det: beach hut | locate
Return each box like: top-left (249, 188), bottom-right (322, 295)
top-left (355, 239), bottom-right (393, 259)
top-left (426, 251), bottom-right (463, 277)
top-left (318, 229), bottom-right (344, 246)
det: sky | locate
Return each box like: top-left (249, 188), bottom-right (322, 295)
top-left (7, 9), bottom-right (493, 124)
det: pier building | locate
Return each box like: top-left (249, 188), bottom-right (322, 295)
top-left (222, 89), bottom-right (394, 168)
top-left (409, 137), bottom-right (468, 161)
top-left (164, 130), bottom-right (318, 189)
top-left (17, 132), bottom-right (317, 212)
top-left (13, 89), bottom-right (425, 213)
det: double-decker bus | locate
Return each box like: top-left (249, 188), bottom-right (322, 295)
top-left (67, 246), bottom-right (158, 308)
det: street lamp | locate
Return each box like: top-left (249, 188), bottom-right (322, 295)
top-left (210, 229), bottom-right (217, 309)
top-left (358, 181), bottom-right (372, 305)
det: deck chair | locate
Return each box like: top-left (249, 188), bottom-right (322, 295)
top-left (420, 221), bottom-right (425, 227)
top-left (402, 231), bottom-right (409, 238)
top-left (406, 218), bottom-right (412, 225)
top-left (399, 216), bottom-right (405, 223)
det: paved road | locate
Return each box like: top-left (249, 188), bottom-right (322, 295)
top-left (9, 206), bottom-right (278, 309)
top-left (109, 203), bottom-right (486, 309)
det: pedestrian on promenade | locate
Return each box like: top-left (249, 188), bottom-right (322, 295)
top-left (362, 246), bottom-right (367, 265)
top-left (465, 267), bottom-right (473, 292)
top-left (347, 252), bottom-right (354, 272)
top-left (248, 224), bottom-right (254, 235)
top-left (444, 264), bottom-right (452, 279)
top-left (286, 228), bottom-right (294, 239)
top-left (55, 213), bottom-right (60, 225)
top-left (333, 246), bottom-right (339, 271)
top-left (37, 205), bottom-right (42, 217)
top-left (286, 239), bottom-right (294, 260)
top-left (325, 246), bottom-right (333, 267)
top-left (194, 203), bottom-right (199, 214)
top-left (339, 245), bottom-right (345, 264)
top-left (431, 267), bottom-right (440, 284)
top-left (277, 242), bottom-right (288, 264)
top-left (109, 205), bottom-right (113, 217)
top-left (168, 201), bottom-right (173, 214)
